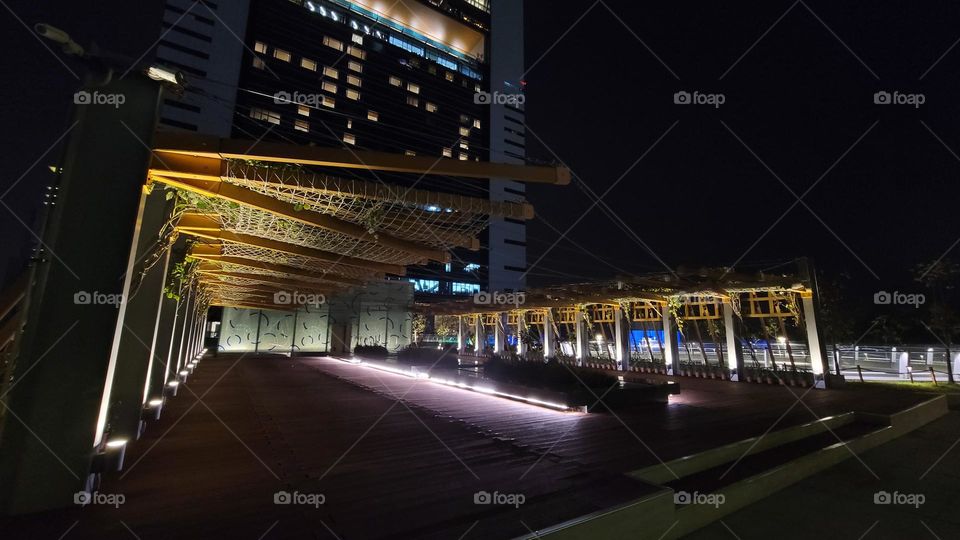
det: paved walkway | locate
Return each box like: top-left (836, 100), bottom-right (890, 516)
top-left (0, 354), bottom-right (936, 539)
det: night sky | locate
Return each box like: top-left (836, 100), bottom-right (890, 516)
top-left (2, 1), bottom-right (959, 314)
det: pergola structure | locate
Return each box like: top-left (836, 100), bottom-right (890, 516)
top-left (0, 76), bottom-right (569, 518)
top-left (146, 133), bottom-right (568, 313)
top-left (423, 263), bottom-right (833, 381)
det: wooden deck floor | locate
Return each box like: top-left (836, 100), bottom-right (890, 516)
top-left (0, 353), bottom-right (928, 539)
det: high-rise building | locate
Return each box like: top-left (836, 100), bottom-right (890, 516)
top-left (154, 0), bottom-right (527, 298)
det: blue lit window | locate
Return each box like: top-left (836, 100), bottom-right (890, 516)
top-left (451, 282), bottom-right (481, 295)
top-left (410, 279), bottom-right (440, 293)
top-left (460, 65), bottom-right (481, 80)
top-left (464, 263), bottom-right (481, 272)
top-left (436, 56), bottom-right (457, 70)
top-left (389, 35), bottom-right (424, 57)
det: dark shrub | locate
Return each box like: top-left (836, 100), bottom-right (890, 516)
top-left (354, 345), bottom-right (389, 357)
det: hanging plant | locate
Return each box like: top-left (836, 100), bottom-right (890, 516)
top-left (667, 296), bottom-right (685, 333)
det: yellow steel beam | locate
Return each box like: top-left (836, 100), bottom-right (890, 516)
top-left (151, 174), bottom-right (450, 262)
top-left (176, 214), bottom-right (404, 275)
top-left (190, 254), bottom-right (366, 286)
top-left (211, 300), bottom-right (297, 312)
top-left (153, 132), bottom-right (571, 185)
top-left (199, 274), bottom-right (339, 295)
top-left (224, 162), bottom-right (535, 220)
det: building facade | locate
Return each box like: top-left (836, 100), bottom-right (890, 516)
top-left (155, 0), bottom-right (528, 298)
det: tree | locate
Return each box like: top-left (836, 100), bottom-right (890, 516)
top-left (914, 259), bottom-right (959, 383)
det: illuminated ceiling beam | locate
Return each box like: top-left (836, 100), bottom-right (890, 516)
top-left (190, 254), bottom-right (367, 287)
top-left (226, 163), bottom-right (534, 220)
top-left (210, 300), bottom-right (297, 312)
top-left (151, 173), bottom-right (451, 262)
top-left (199, 275), bottom-right (339, 296)
top-left (199, 270), bottom-right (346, 293)
top-left (154, 158), bottom-right (533, 220)
top-left (153, 132), bottom-right (571, 185)
top-left (177, 213), bottom-right (405, 275)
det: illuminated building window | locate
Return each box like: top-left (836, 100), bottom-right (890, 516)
top-left (389, 76), bottom-right (402, 87)
top-left (445, 71), bottom-right (455, 82)
top-left (442, 147), bottom-right (452, 158)
top-left (323, 36), bottom-right (344, 51)
top-left (322, 95), bottom-right (335, 108)
top-left (348, 60), bottom-right (363, 73)
top-left (297, 105), bottom-right (310, 116)
top-left (409, 279), bottom-right (440, 293)
top-left (459, 126), bottom-right (470, 136)
top-left (367, 110), bottom-right (379, 121)
top-left (323, 66), bottom-right (339, 79)
top-left (347, 75), bottom-right (361, 87)
top-left (473, 119), bottom-right (481, 129)
top-left (343, 133), bottom-right (356, 145)
top-left (301, 58), bottom-right (317, 71)
top-left (294, 119), bottom-right (309, 132)
top-left (352, 34), bottom-right (364, 45)
top-left (254, 41), bottom-right (267, 54)
top-left (272, 49), bottom-right (291, 62)
top-left (464, 263), bottom-right (481, 272)
top-left (252, 57), bottom-right (265, 69)
top-left (464, 0), bottom-right (490, 13)
top-left (459, 141), bottom-right (469, 150)
top-left (346, 88), bottom-right (360, 100)
top-left (407, 83), bottom-right (420, 94)
top-left (250, 108), bottom-right (280, 125)
top-left (425, 102), bottom-right (437, 112)
top-left (451, 282), bottom-right (481, 295)
top-left (347, 46), bottom-right (366, 59)
top-left (322, 81), bottom-right (337, 94)
top-left (459, 153), bottom-right (468, 160)
top-left (406, 95), bottom-right (419, 107)
top-left (405, 150), bottom-right (416, 156)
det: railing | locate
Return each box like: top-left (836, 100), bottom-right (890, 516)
top-left (835, 344), bottom-right (959, 382)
